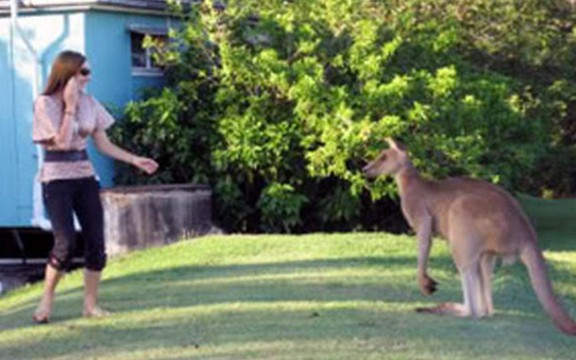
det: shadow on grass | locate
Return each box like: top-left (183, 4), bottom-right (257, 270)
top-left (3, 254), bottom-right (574, 321)
top-left (1, 251), bottom-right (575, 359)
top-left (518, 194), bottom-right (576, 252)
top-left (1, 285), bottom-right (574, 359)
top-left (0, 256), bottom-right (429, 326)
top-left (0, 305), bottom-right (466, 360)
top-left (537, 231), bottom-right (576, 252)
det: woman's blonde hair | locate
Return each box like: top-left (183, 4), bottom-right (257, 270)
top-left (43, 50), bottom-right (86, 95)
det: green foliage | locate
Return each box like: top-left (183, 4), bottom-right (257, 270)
top-left (258, 183), bottom-right (308, 232)
top-left (111, 0), bottom-right (576, 233)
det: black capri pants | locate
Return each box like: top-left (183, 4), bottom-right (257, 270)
top-left (42, 177), bottom-right (107, 272)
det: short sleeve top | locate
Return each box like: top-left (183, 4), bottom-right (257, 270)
top-left (32, 93), bottom-right (115, 182)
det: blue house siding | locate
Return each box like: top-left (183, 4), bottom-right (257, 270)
top-left (84, 10), bottom-right (168, 190)
top-left (85, 10), bottom-right (167, 103)
top-left (0, 22), bottom-right (19, 226)
top-left (0, 5), bottom-right (172, 228)
top-left (0, 11), bottom-right (88, 227)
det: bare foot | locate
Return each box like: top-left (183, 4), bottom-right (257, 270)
top-left (83, 306), bottom-right (111, 318)
top-left (32, 305), bottom-right (52, 324)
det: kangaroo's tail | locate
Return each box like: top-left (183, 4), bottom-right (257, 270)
top-left (520, 244), bottom-right (576, 335)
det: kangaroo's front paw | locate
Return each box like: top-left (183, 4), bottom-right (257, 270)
top-left (419, 276), bottom-right (438, 295)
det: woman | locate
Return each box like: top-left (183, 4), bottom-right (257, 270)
top-left (32, 50), bottom-right (158, 323)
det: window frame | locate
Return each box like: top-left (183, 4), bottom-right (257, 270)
top-left (128, 25), bottom-right (168, 77)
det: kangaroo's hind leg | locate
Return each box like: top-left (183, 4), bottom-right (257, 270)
top-left (462, 260), bottom-right (486, 318)
top-left (479, 252), bottom-right (496, 317)
top-left (415, 265), bottom-right (480, 318)
top-left (416, 233), bottom-right (485, 318)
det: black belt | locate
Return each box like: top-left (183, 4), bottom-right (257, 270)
top-left (44, 150), bottom-right (89, 162)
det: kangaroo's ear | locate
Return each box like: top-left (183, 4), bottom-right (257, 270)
top-left (386, 138), bottom-right (407, 151)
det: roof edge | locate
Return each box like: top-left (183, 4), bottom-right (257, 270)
top-left (0, 1), bottom-right (191, 16)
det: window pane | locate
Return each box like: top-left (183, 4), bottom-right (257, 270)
top-left (131, 32), bottom-right (146, 68)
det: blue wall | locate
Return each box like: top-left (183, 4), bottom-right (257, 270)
top-left (0, 8), bottom-right (170, 227)
top-left (0, 23), bottom-right (19, 226)
top-left (85, 10), bottom-right (167, 188)
top-left (0, 11), bottom-right (87, 227)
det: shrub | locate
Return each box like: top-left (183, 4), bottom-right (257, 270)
top-left (110, 0), bottom-right (576, 233)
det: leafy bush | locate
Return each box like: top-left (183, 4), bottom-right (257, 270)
top-left (110, 0), bottom-right (576, 233)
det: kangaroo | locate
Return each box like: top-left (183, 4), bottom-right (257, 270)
top-left (363, 138), bottom-right (576, 335)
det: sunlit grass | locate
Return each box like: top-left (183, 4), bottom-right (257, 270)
top-left (0, 232), bottom-right (575, 359)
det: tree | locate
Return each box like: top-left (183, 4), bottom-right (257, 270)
top-left (111, 0), bottom-right (576, 233)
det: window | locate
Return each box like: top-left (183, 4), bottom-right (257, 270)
top-left (129, 25), bottom-right (168, 76)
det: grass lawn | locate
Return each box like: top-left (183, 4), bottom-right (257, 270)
top-left (0, 231), bottom-right (575, 359)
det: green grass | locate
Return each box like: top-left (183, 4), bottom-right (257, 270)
top-left (1, 232), bottom-right (575, 360)
top-left (518, 194), bottom-right (576, 250)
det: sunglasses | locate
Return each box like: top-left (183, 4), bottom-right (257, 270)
top-left (79, 68), bottom-right (91, 76)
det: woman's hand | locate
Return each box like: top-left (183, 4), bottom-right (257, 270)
top-left (63, 77), bottom-right (80, 111)
top-left (92, 130), bottom-right (159, 175)
top-left (132, 156), bottom-right (159, 175)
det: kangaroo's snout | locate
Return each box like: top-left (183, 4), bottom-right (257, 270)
top-left (363, 150), bottom-right (392, 178)
top-left (362, 163), bottom-right (370, 174)
top-left (362, 162), bottom-right (378, 178)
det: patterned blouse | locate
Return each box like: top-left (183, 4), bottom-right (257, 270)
top-left (32, 93), bottom-right (114, 182)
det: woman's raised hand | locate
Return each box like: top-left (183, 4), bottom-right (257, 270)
top-left (63, 77), bottom-right (80, 111)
